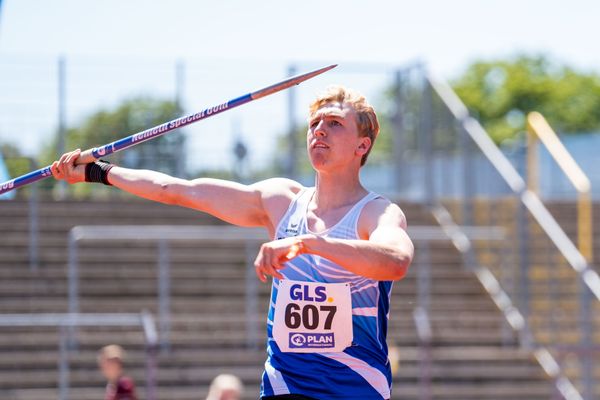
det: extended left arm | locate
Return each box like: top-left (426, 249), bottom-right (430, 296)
top-left (300, 226), bottom-right (413, 281)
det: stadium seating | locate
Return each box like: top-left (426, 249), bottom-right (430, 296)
top-left (0, 198), bottom-right (590, 399)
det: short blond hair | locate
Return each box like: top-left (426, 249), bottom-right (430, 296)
top-left (98, 344), bottom-right (125, 363)
top-left (309, 85), bottom-right (380, 166)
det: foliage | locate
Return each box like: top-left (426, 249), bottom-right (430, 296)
top-left (42, 97), bottom-right (183, 164)
top-left (452, 54), bottom-right (600, 144)
top-left (0, 142), bottom-right (30, 179)
top-left (39, 97), bottom-right (186, 197)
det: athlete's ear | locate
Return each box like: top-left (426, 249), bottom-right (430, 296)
top-left (356, 136), bottom-right (372, 157)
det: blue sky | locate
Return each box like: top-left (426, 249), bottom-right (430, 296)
top-left (1, 0), bottom-right (599, 171)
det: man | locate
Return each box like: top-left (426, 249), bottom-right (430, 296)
top-left (53, 85), bottom-right (414, 400)
top-left (98, 345), bottom-right (137, 400)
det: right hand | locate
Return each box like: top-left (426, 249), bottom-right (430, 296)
top-left (51, 149), bottom-right (86, 184)
top-left (253, 237), bottom-right (306, 282)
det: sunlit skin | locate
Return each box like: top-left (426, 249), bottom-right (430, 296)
top-left (305, 102), bottom-right (373, 233)
top-left (51, 96), bottom-right (413, 283)
top-left (51, 89), bottom-right (413, 399)
top-left (217, 388), bottom-right (241, 400)
top-left (99, 358), bottom-right (122, 383)
top-left (307, 102), bottom-right (371, 172)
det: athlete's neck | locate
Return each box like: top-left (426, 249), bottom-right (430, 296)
top-left (313, 169), bottom-right (368, 211)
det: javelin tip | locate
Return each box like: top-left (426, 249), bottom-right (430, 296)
top-left (0, 63), bottom-right (338, 196)
top-left (309, 63), bottom-right (338, 75)
top-left (285, 63), bottom-right (338, 85)
top-left (251, 64), bottom-right (338, 100)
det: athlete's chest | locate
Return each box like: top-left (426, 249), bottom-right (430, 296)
top-left (305, 206), bottom-right (354, 234)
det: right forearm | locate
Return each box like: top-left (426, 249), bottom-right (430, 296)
top-left (53, 149), bottom-right (274, 227)
top-left (107, 167), bottom-right (270, 226)
top-left (106, 166), bottom-right (184, 205)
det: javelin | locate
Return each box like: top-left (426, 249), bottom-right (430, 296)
top-left (0, 64), bottom-right (337, 195)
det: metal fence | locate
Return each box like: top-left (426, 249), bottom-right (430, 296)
top-left (66, 225), bottom-right (495, 347)
top-left (65, 224), bottom-right (510, 400)
top-left (1, 55), bottom-right (600, 197)
top-left (2, 56), bottom-right (599, 397)
top-left (0, 312), bottom-right (158, 400)
top-left (67, 225), bottom-right (267, 351)
top-left (383, 63), bottom-right (599, 399)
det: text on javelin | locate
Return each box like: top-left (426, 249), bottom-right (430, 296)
top-left (1, 180), bottom-right (14, 190)
top-left (131, 102), bottom-right (229, 143)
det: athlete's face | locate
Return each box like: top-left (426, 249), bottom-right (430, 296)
top-left (307, 102), bottom-right (371, 171)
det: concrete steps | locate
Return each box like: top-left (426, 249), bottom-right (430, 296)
top-left (0, 198), bottom-right (560, 399)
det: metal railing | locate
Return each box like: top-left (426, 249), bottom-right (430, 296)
top-left (0, 312), bottom-right (158, 400)
top-left (67, 224), bottom-right (503, 353)
top-left (68, 225), bottom-right (267, 350)
top-left (412, 306), bottom-right (432, 400)
top-left (525, 112), bottom-right (596, 397)
top-left (430, 204), bottom-right (582, 400)
top-left (426, 71), bottom-right (600, 301)
top-left (527, 111), bottom-right (593, 262)
top-left (419, 67), bottom-right (598, 399)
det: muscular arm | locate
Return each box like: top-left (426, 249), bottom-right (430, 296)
top-left (51, 149), bottom-right (301, 231)
top-left (254, 200), bottom-right (414, 282)
top-left (302, 222), bottom-right (412, 281)
top-left (108, 166), bottom-right (268, 227)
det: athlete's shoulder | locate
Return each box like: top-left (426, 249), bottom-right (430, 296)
top-left (251, 177), bottom-right (304, 198)
top-left (251, 178), bottom-right (305, 235)
top-left (359, 196), bottom-right (407, 239)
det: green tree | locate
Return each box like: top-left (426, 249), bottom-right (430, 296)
top-left (40, 97), bottom-right (186, 197)
top-left (0, 142), bottom-right (30, 179)
top-left (452, 54), bottom-right (600, 144)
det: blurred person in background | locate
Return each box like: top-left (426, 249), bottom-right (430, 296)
top-left (98, 344), bottom-right (137, 400)
top-left (206, 373), bottom-right (244, 400)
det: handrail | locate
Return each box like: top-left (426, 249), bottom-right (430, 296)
top-left (426, 69), bottom-right (597, 399)
top-left (68, 225), bottom-right (268, 351)
top-left (413, 306), bottom-right (432, 400)
top-left (430, 204), bottom-right (583, 400)
top-left (526, 111), bottom-right (593, 262)
top-left (68, 224), bottom-right (504, 349)
top-left (426, 71), bottom-right (600, 302)
top-left (0, 312), bottom-right (158, 400)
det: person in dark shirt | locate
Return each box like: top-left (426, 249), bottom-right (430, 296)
top-left (98, 344), bottom-right (138, 400)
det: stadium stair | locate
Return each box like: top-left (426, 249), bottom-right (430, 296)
top-left (0, 198), bottom-right (575, 399)
top-left (459, 198), bottom-right (600, 398)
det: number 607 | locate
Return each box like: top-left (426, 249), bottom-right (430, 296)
top-left (284, 304), bottom-right (337, 330)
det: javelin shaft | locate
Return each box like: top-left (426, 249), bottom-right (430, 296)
top-left (0, 64), bottom-right (337, 195)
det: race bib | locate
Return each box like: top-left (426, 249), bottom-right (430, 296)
top-left (273, 280), bottom-right (353, 353)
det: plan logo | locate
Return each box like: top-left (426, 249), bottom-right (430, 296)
top-left (289, 332), bottom-right (334, 349)
top-left (290, 333), bottom-right (307, 347)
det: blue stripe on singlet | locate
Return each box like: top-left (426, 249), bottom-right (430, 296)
top-left (260, 188), bottom-right (394, 400)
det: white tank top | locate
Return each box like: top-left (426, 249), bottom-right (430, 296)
top-left (261, 186), bottom-right (394, 400)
